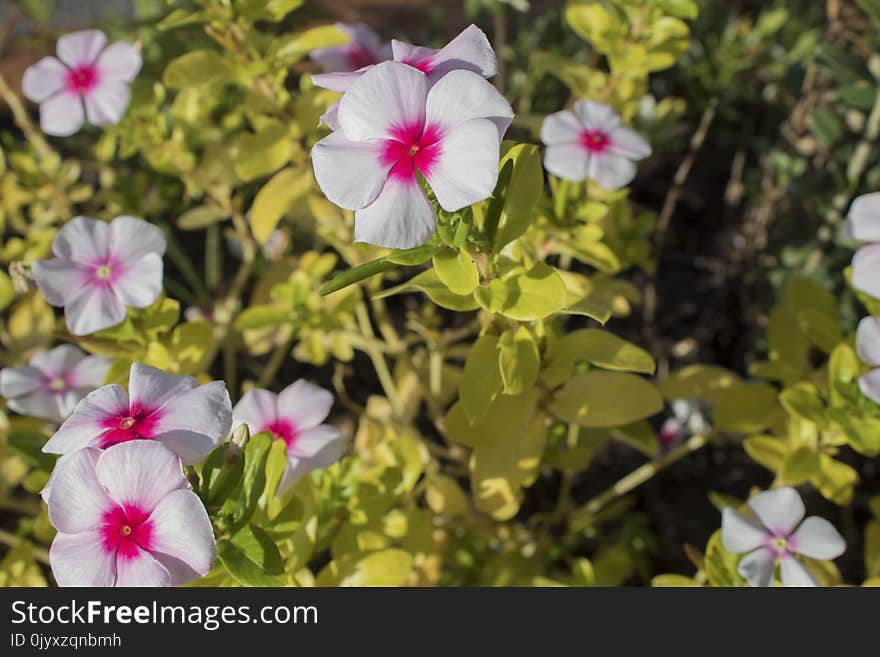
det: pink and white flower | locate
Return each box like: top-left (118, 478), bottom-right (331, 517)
top-left (313, 24), bottom-right (496, 130)
top-left (310, 23), bottom-right (391, 73)
top-left (232, 380), bottom-right (344, 493)
top-left (47, 441), bottom-right (215, 586)
top-left (0, 345), bottom-right (109, 422)
top-left (855, 315), bottom-right (880, 403)
top-left (43, 363), bottom-right (232, 466)
top-left (22, 29), bottom-right (141, 137)
top-left (32, 215), bottom-right (166, 336)
top-left (845, 192), bottom-right (880, 299)
top-left (721, 487), bottom-right (845, 587)
top-left (311, 61), bottom-right (513, 248)
top-left (541, 100), bottom-right (651, 190)
top-left (658, 398), bottom-right (710, 450)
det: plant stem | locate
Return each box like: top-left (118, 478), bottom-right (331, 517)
top-left (0, 529), bottom-right (50, 565)
top-left (256, 335), bottom-right (295, 388)
top-left (579, 433), bottom-right (710, 518)
top-left (355, 302), bottom-right (402, 417)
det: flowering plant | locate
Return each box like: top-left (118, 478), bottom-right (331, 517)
top-left (0, 0), bottom-right (877, 589)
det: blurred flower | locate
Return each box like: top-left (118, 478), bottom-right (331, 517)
top-left (658, 398), bottom-right (711, 449)
top-left (721, 487), bottom-right (845, 587)
top-left (310, 23), bottom-right (391, 73)
top-left (541, 100), bottom-right (651, 189)
top-left (32, 215), bottom-right (166, 336)
top-left (22, 29), bottom-right (141, 137)
top-left (313, 24), bottom-right (496, 130)
top-left (312, 62), bottom-right (513, 248)
top-left (845, 193), bottom-right (880, 299)
top-left (0, 344), bottom-right (109, 422)
top-left (232, 380), bottom-right (344, 493)
top-left (855, 316), bottom-right (880, 403)
top-left (47, 442), bottom-right (214, 586)
top-left (43, 363), bottom-right (232, 466)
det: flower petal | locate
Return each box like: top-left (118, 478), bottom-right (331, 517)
top-left (721, 508), bottom-right (770, 553)
top-left (84, 79), bottom-right (131, 126)
top-left (113, 253), bottom-right (164, 308)
top-left (57, 29), bottom-right (107, 67)
top-left (393, 24), bottom-right (496, 81)
top-left (64, 285), bottom-right (127, 336)
top-left (544, 143), bottom-right (589, 181)
top-left (108, 215), bottom-right (167, 262)
top-left (68, 354), bottom-right (111, 389)
top-left (39, 91), bottom-right (85, 137)
top-left (856, 316), bottom-right (880, 367)
top-left (790, 516), bottom-right (846, 559)
top-left (589, 152), bottom-right (637, 190)
top-left (51, 216), bottom-right (111, 263)
top-left (311, 70), bottom-right (366, 93)
top-left (609, 126), bottom-right (652, 160)
top-left (30, 344), bottom-right (85, 376)
top-left (426, 118), bottom-right (500, 211)
top-left (312, 131), bottom-right (391, 210)
top-left (50, 531), bottom-right (116, 587)
top-left (354, 177), bottom-right (436, 249)
top-left (573, 100), bottom-right (621, 131)
top-left (319, 101), bottom-right (341, 130)
top-left (779, 555), bottom-right (818, 587)
top-left (747, 487), bottom-right (805, 536)
top-left (852, 244), bottom-right (880, 300)
top-left (46, 448), bottom-right (113, 534)
top-left (96, 441), bottom-right (188, 511)
top-left (43, 384), bottom-right (128, 455)
top-left (0, 365), bottom-right (45, 398)
top-left (7, 390), bottom-right (66, 421)
top-left (541, 110), bottom-right (583, 146)
top-left (425, 69), bottom-right (512, 139)
top-left (275, 380), bottom-right (334, 431)
top-left (337, 61), bottom-right (428, 142)
top-left (94, 41), bottom-right (142, 82)
top-left (858, 369), bottom-right (880, 405)
top-left (232, 388), bottom-right (279, 433)
top-left (116, 548), bottom-right (171, 587)
top-left (128, 363), bottom-right (198, 414)
top-left (21, 57), bottom-right (68, 102)
top-left (150, 381), bottom-right (232, 465)
top-left (290, 424), bottom-right (344, 463)
top-left (737, 547), bottom-right (776, 587)
top-left (147, 489), bottom-right (216, 579)
top-left (31, 258), bottom-right (88, 307)
top-left (845, 192), bottom-right (880, 242)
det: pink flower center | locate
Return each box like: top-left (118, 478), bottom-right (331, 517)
top-left (262, 419), bottom-right (299, 449)
top-left (100, 504), bottom-right (153, 558)
top-left (381, 122), bottom-right (443, 183)
top-left (85, 257), bottom-right (123, 288)
top-left (100, 405), bottom-right (160, 448)
top-left (347, 45), bottom-right (380, 70)
top-left (64, 64), bottom-right (99, 94)
top-left (402, 57), bottom-right (435, 74)
top-left (765, 533), bottom-right (794, 557)
top-left (44, 375), bottom-right (69, 392)
top-left (580, 129), bottom-right (611, 153)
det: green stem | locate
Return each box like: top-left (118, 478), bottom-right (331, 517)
top-left (355, 302), bottom-right (402, 417)
top-left (256, 335), bottom-right (295, 389)
top-left (0, 529), bottom-right (50, 566)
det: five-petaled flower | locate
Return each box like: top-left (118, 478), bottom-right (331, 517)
top-left (541, 100), bottom-right (651, 190)
top-left (311, 61), bottom-right (513, 248)
top-left (310, 23), bottom-right (391, 73)
top-left (0, 345), bottom-right (109, 422)
top-left (232, 380), bottom-right (344, 494)
top-left (721, 487), bottom-right (846, 587)
top-left (32, 215), bottom-right (166, 336)
top-left (43, 363), bottom-right (232, 466)
top-left (854, 315), bottom-right (880, 404)
top-left (844, 192), bottom-right (880, 300)
top-left (313, 24), bottom-right (496, 130)
top-left (22, 29), bottom-right (141, 137)
top-left (47, 441), bottom-right (215, 586)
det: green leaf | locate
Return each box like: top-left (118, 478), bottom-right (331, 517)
top-left (272, 24), bottom-right (348, 62)
top-left (704, 530), bottom-right (745, 587)
top-left (544, 328), bottom-right (655, 387)
top-left (651, 574), bottom-right (700, 587)
top-left (164, 50), bottom-right (232, 89)
top-left (425, 475), bottom-right (469, 516)
top-left (217, 539), bottom-right (283, 587)
top-left (550, 372), bottom-right (664, 428)
top-left (498, 326), bottom-right (540, 395)
top-left (250, 167), bottom-right (313, 244)
top-left (743, 435), bottom-right (787, 472)
top-left (234, 305), bottom-right (290, 330)
top-left (200, 443), bottom-right (245, 509)
top-left (385, 244), bottom-right (439, 266)
top-left (474, 262), bottom-right (566, 321)
top-left (6, 431), bottom-right (55, 471)
top-left (375, 269), bottom-right (480, 311)
top-left (230, 524), bottom-right (284, 575)
top-left (177, 205), bottom-right (228, 230)
top-left (235, 125), bottom-right (291, 181)
top-left (433, 249), bottom-right (479, 295)
top-left (459, 333), bottom-right (504, 423)
top-left (316, 549), bottom-right (414, 586)
top-left (493, 144), bottom-right (544, 249)
top-left (233, 432), bottom-right (273, 529)
top-left (781, 446), bottom-right (820, 485)
top-left (659, 365), bottom-right (740, 402)
top-left (811, 454), bottom-right (858, 505)
top-left (811, 107), bottom-right (844, 147)
top-left (713, 383), bottom-right (780, 433)
top-left (779, 384), bottom-right (827, 427)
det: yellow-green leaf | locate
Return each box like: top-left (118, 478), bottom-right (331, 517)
top-left (250, 167), bottom-right (313, 244)
top-left (549, 371), bottom-right (663, 428)
top-left (498, 326), bottom-right (540, 395)
top-left (433, 248), bottom-right (479, 295)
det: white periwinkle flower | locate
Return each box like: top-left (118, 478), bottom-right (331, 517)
top-left (845, 192), bottom-right (880, 299)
